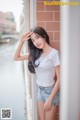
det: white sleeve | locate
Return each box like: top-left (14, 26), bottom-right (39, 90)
top-left (52, 50), bottom-right (60, 67)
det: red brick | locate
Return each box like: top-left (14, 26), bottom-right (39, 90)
top-left (47, 32), bottom-right (53, 42)
top-left (37, 2), bottom-right (45, 11)
top-left (46, 5), bottom-right (60, 11)
top-left (46, 22), bottom-right (60, 31)
top-left (37, 22), bottom-right (45, 28)
top-left (36, 12), bottom-right (53, 21)
top-left (50, 41), bottom-right (60, 50)
top-left (54, 12), bottom-right (60, 21)
top-left (54, 32), bottom-right (60, 41)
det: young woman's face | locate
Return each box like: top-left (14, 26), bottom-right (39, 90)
top-left (30, 32), bottom-right (46, 49)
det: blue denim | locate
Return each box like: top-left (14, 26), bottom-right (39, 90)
top-left (37, 84), bottom-right (60, 106)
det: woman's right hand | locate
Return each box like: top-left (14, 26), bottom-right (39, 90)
top-left (21, 31), bottom-right (33, 42)
top-left (13, 31), bottom-right (33, 61)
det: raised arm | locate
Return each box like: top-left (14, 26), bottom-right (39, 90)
top-left (13, 32), bottom-right (32, 61)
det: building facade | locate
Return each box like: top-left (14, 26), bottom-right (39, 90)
top-left (0, 11), bottom-right (16, 34)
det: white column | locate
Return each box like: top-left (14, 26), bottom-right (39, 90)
top-left (30, 0), bottom-right (37, 120)
top-left (23, 0), bottom-right (37, 120)
top-left (60, 0), bottom-right (80, 120)
top-left (23, 0), bottom-right (32, 120)
top-left (24, 0), bottom-right (30, 32)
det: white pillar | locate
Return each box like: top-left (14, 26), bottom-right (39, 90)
top-left (23, 0), bottom-right (37, 119)
top-left (30, 0), bottom-right (37, 120)
top-left (24, 0), bottom-right (30, 32)
top-left (23, 0), bottom-right (32, 120)
top-left (60, 0), bottom-right (80, 120)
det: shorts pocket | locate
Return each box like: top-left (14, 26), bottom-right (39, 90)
top-left (44, 86), bottom-right (53, 94)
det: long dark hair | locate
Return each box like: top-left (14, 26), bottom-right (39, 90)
top-left (28, 26), bottom-right (50, 73)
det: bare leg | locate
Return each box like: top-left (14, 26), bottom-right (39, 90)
top-left (38, 101), bottom-right (45, 120)
top-left (45, 105), bottom-right (57, 120)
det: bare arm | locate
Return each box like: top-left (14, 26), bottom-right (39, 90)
top-left (44, 65), bottom-right (60, 111)
top-left (13, 40), bottom-right (29, 61)
top-left (50, 65), bottom-right (60, 98)
top-left (13, 32), bottom-right (32, 61)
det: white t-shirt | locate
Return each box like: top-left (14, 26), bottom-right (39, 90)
top-left (34, 48), bottom-right (60, 87)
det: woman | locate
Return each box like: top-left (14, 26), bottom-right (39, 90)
top-left (14, 26), bottom-right (60, 120)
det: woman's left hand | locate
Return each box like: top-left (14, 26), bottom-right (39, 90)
top-left (44, 96), bottom-right (53, 111)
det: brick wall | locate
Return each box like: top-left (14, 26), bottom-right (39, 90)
top-left (36, 0), bottom-right (60, 50)
top-left (36, 0), bottom-right (60, 120)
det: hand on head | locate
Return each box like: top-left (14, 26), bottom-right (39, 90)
top-left (21, 31), bottom-right (33, 42)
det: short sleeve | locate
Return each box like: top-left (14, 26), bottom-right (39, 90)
top-left (52, 50), bottom-right (60, 67)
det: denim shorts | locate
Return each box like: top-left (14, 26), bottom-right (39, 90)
top-left (37, 84), bottom-right (60, 106)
